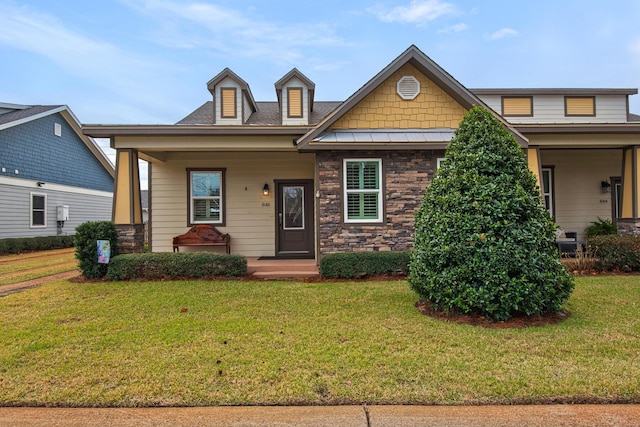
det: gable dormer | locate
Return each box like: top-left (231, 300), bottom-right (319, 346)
top-left (275, 68), bottom-right (315, 125)
top-left (207, 68), bottom-right (257, 125)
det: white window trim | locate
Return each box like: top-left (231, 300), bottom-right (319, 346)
top-left (436, 157), bottom-right (445, 169)
top-left (343, 158), bottom-right (383, 223)
top-left (189, 170), bottom-right (224, 225)
top-left (30, 192), bottom-right (47, 228)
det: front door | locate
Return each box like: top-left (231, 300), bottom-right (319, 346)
top-left (276, 180), bottom-right (314, 258)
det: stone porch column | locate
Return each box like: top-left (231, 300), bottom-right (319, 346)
top-left (113, 148), bottom-right (145, 253)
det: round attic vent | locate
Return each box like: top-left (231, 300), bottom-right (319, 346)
top-left (397, 75), bottom-right (420, 100)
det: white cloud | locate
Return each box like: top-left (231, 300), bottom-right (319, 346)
top-left (488, 28), bottom-right (518, 40)
top-left (119, 0), bottom-right (347, 65)
top-left (438, 23), bottom-right (469, 34)
top-left (0, 3), bottom-right (170, 97)
top-left (367, 0), bottom-right (457, 24)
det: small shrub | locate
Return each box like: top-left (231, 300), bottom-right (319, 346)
top-left (588, 235), bottom-right (640, 271)
top-left (562, 244), bottom-right (598, 273)
top-left (319, 251), bottom-right (410, 279)
top-left (75, 221), bottom-right (118, 279)
top-left (0, 235), bottom-right (74, 254)
top-left (585, 217), bottom-right (617, 238)
top-left (105, 252), bottom-right (247, 280)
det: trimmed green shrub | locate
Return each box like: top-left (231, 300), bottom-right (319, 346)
top-left (75, 221), bottom-right (118, 279)
top-left (585, 217), bottom-right (618, 238)
top-left (588, 235), bottom-right (640, 271)
top-left (319, 251), bottom-right (410, 279)
top-left (105, 252), bottom-right (247, 280)
top-left (0, 235), bottom-right (74, 254)
top-left (409, 106), bottom-right (574, 321)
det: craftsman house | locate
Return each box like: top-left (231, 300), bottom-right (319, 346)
top-left (0, 103), bottom-right (114, 239)
top-left (83, 45), bottom-right (640, 259)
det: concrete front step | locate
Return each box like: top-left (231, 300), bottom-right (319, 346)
top-left (251, 271), bottom-right (320, 279)
top-left (246, 257), bottom-right (319, 278)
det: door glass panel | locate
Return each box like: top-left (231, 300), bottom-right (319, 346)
top-left (283, 186), bottom-right (304, 230)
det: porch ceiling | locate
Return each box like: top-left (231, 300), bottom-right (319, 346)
top-left (526, 132), bottom-right (640, 149)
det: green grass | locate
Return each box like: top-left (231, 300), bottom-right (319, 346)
top-left (0, 249), bottom-right (78, 285)
top-left (0, 276), bottom-right (638, 407)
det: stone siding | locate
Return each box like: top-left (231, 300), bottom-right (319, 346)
top-left (317, 150), bottom-right (440, 256)
top-left (616, 218), bottom-right (640, 236)
top-left (116, 224), bottom-right (145, 254)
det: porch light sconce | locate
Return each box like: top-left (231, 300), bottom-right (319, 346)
top-left (263, 183), bottom-right (270, 196)
top-left (601, 180), bottom-right (611, 193)
top-left (36, 181), bottom-right (45, 187)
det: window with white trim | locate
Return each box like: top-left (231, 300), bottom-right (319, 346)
top-left (344, 159), bottom-right (382, 222)
top-left (30, 193), bottom-right (46, 228)
top-left (188, 169), bottom-right (224, 225)
top-left (541, 167), bottom-right (554, 217)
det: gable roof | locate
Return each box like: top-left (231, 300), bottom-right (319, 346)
top-left (0, 104), bottom-right (115, 177)
top-left (295, 44), bottom-right (528, 151)
top-left (274, 68), bottom-right (316, 109)
top-left (177, 101), bottom-right (340, 126)
top-left (207, 67), bottom-right (257, 113)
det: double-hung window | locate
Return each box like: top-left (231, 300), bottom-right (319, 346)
top-left (344, 159), bottom-right (382, 223)
top-left (188, 169), bottom-right (225, 225)
top-left (30, 193), bottom-right (46, 228)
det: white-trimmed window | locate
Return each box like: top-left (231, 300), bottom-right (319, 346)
top-left (188, 169), bottom-right (225, 225)
top-left (436, 157), bottom-right (446, 169)
top-left (30, 193), bottom-right (47, 228)
top-left (541, 167), bottom-right (554, 217)
top-left (344, 159), bottom-right (383, 223)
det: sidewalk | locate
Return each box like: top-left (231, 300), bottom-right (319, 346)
top-left (1, 405), bottom-right (639, 426)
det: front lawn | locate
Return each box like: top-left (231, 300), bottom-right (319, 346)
top-left (0, 276), bottom-right (638, 406)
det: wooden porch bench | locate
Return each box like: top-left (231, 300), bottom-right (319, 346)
top-left (172, 225), bottom-right (231, 254)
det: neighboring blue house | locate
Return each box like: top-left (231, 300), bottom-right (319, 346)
top-left (0, 102), bottom-right (114, 238)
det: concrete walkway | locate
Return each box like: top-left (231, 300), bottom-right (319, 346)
top-left (1, 405), bottom-right (639, 426)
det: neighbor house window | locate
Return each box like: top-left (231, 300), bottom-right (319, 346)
top-left (287, 87), bottom-right (303, 118)
top-left (220, 88), bottom-right (237, 118)
top-left (30, 193), bottom-right (46, 228)
top-left (344, 159), bottom-right (382, 223)
top-left (188, 169), bottom-right (225, 225)
top-left (502, 96), bottom-right (533, 117)
top-left (541, 167), bottom-right (554, 217)
top-left (565, 96), bottom-right (595, 116)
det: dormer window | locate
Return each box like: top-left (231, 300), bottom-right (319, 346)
top-left (275, 68), bottom-right (315, 126)
top-left (565, 96), bottom-right (595, 117)
top-left (288, 88), bottom-right (303, 118)
top-left (502, 96), bottom-right (533, 117)
top-left (220, 88), bottom-right (237, 118)
top-left (207, 68), bottom-right (257, 124)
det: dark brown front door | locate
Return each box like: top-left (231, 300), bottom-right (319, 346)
top-left (276, 180), bottom-right (314, 258)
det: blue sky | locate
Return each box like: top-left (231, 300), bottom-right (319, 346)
top-left (2, 0), bottom-right (640, 174)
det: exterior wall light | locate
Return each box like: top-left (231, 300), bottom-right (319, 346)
top-left (601, 180), bottom-right (611, 193)
top-left (263, 183), bottom-right (270, 196)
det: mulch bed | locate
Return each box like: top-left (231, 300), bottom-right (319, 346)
top-left (415, 300), bottom-right (571, 329)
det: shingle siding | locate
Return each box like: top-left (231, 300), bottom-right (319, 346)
top-left (0, 113), bottom-right (113, 192)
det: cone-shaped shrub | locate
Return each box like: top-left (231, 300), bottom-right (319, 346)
top-left (409, 106), bottom-right (573, 321)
